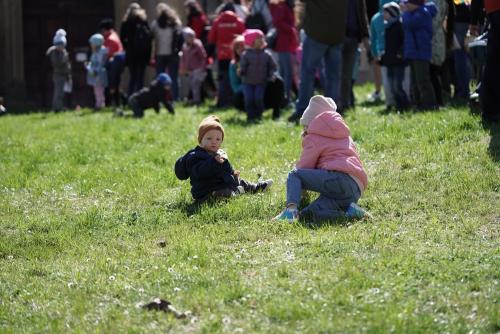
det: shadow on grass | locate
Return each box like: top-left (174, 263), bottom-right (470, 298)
top-left (483, 121), bottom-right (500, 162)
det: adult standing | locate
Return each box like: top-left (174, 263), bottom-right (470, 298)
top-left (120, 3), bottom-right (153, 96)
top-left (339, 0), bottom-right (369, 112)
top-left (269, 0), bottom-right (299, 105)
top-left (452, 1), bottom-right (471, 103)
top-left (288, 0), bottom-right (347, 122)
top-left (185, 0), bottom-right (209, 42)
top-left (150, 3), bottom-right (183, 100)
top-left (99, 18), bottom-right (125, 109)
top-left (479, 0), bottom-right (500, 123)
top-left (208, 4), bottom-right (246, 108)
top-left (429, 0), bottom-right (448, 106)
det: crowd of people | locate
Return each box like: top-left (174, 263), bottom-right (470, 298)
top-left (42, 0), bottom-right (499, 124)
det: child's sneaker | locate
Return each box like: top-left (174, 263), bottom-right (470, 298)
top-left (272, 207), bottom-right (299, 223)
top-left (253, 179), bottom-right (273, 193)
top-left (345, 203), bottom-right (372, 220)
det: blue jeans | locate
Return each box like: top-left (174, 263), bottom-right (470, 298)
top-left (278, 51), bottom-right (293, 102)
top-left (387, 65), bottom-right (409, 109)
top-left (156, 55), bottom-right (179, 100)
top-left (453, 22), bottom-right (471, 99)
top-left (295, 34), bottom-right (341, 116)
top-left (286, 169), bottom-right (361, 220)
top-left (242, 83), bottom-right (266, 120)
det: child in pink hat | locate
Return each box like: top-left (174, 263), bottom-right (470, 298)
top-left (238, 29), bottom-right (277, 122)
top-left (273, 95), bottom-right (371, 223)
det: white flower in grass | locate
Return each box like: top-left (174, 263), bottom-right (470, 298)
top-left (173, 287), bottom-right (181, 292)
top-left (222, 316), bottom-right (231, 324)
top-left (167, 267), bottom-right (175, 273)
top-left (108, 275), bottom-right (116, 281)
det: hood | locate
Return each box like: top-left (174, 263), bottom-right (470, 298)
top-left (219, 11), bottom-right (239, 22)
top-left (307, 111), bottom-right (350, 140)
top-left (379, 0), bottom-right (394, 12)
top-left (424, 2), bottom-right (438, 17)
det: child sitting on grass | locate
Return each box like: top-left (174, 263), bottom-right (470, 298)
top-left (273, 95), bottom-right (370, 223)
top-left (175, 115), bottom-right (273, 203)
top-left (125, 73), bottom-right (175, 118)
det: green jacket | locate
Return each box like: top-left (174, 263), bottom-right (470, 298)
top-left (302, 0), bottom-right (348, 46)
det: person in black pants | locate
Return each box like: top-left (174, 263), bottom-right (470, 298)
top-left (481, 4), bottom-right (500, 123)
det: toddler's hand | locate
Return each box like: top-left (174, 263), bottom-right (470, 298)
top-left (214, 155), bottom-right (225, 164)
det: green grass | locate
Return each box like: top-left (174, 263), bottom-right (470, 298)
top-left (1, 87), bottom-right (499, 333)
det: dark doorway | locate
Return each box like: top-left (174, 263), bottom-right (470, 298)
top-left (23, 0), bottom-right (114, 109)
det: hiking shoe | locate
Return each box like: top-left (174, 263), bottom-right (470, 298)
top-left (272, 207), bottom-right (299, 223)
top-left (345, 202), bottom-right (372, 220)
top-left (253, 179), bottom-right (273, 193)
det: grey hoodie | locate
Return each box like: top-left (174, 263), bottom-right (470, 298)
top-left (239, 48), bottom-right (276, 85)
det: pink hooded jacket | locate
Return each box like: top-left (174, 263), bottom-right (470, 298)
top-left (296, 111), bottom-right (368, 192)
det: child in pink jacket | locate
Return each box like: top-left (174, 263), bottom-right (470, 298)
top-left (273, 95), bottom-right (370, 222)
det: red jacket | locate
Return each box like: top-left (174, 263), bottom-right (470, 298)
top-left (188, 13), bottom-right (208, 39)
top-left (269, 3), bottom-right (298, 53)
top-left (208, 11), bottom-right (245, 60)
top-left (103, 29), bottom-right (123, 57)
top-left (485, 0), bottom-right (500, 13)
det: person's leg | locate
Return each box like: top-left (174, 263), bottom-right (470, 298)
top-left (136, 65), bottom-right (146, 92)
top-left (216, 60), bottom-right (232, 107)
top-left (94, 85), bottom-right (105, 109)
top-left (254, 83), bottom-right (266, 118)
top-left (155, 55), bottom-right (167, 75)
top-left (128, 96), bottom-right (143, 118)
top-left (481, 12), bottom-right (500, 122)
top-left (190, 69), bottom-right (205, 104)
top-left (277, 52), bottom-right (292, 103)
top-left (429, 64), bottom-right (443, 106)
top-left (413, 60), bottom-right (437, 109)
top-left (394, 65), bottom-right (409, 109)
top-left (292, 35), bottom-right (328, 119)
top-left (381, 65), bottom-right (395, 108)
top-left (167, 55), bottom-right (180, 100)
top-left (409, 61), bottom-right (420, 107)
top-left (127, 64), bottom-right (138, 96)
top-left (453, 22), bottom-right (471, 100)
top-left (286, 169), bottom-right (360, 219)
top-left (339, 37), bottom-right (357, 111)
top-left (323, 44), bottom-right (342, 103)
top-left (52, 75), bottom-right (65, 111)
top-left (234, 90), bottom-right (245, 111)
top-left (242, 83), bottom-right (256, 121)
top-left (386, 66), bottom-right (399, 108)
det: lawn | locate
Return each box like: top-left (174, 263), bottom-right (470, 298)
top-left (0, 90), bottom-right (499, 333)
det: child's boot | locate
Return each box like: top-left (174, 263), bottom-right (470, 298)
top-left (345, 203), bottom-right (372, 220)
top-left (272, 207), bottom-right (299, 223)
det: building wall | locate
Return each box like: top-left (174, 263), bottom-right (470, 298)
top-left (0, 0), bottom-right (25, 100)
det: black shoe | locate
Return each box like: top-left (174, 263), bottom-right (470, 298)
top-left (287, 112), bottom-right (301, 124)
top-left (252, 179), bottom-right (273, 193)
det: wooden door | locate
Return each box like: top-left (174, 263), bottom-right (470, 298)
top-left (23, 0), bottom-right (114, 109)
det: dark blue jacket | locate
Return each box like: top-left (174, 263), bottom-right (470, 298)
top-left (175, 146), bottom-right (236, 200)
top-left (402, 4), bottom-right (437, 61)
top-left (381, 18), bottom-right (406, 66)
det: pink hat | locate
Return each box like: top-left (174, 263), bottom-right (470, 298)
top-left (300, 95), bottom-right (337, 126)
top-left (243, 29), bottom-right (265, 47)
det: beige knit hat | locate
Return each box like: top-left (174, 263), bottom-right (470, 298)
top-left (299, 95), bottom-right (337, 126)
top-left (198, 115), bottom-right (225, 143)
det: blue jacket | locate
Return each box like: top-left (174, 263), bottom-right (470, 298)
top-left (402, 4), bottom-right (437, 61)
top-left (369, 0), bottom-right (394, 58)
top-left (86, 47), bottom-right (108, 87)
top-left (175, 146), bottom-right (236, 200)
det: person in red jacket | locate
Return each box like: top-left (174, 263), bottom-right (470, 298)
top-left (99, 18), bottom-right (125, 109)
top-left (480, 0), bottom-right (500, 123)
top-left (208, 3), bottom-right (246, 107)
top-left (270, 0), bottom-right (299, 105)
top-left (185, 0), bottom-right (208, 42)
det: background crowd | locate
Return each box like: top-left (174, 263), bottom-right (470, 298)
top-left (39, 0), bottom-right (499, 124)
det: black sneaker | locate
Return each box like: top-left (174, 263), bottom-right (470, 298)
top-left (252, 179), bottom-right (273, 193)
top-left (287, 112), bottom-right (301, 124)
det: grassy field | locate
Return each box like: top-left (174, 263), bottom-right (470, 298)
top-left (0, 90), bottom-right (499, 333)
